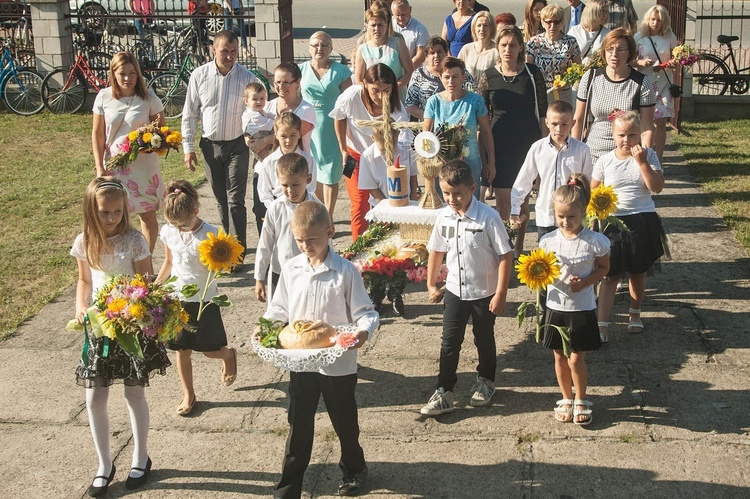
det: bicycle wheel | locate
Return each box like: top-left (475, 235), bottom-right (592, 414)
top-left (149, 72), bottom-right (187, 119)
top-left (42, 68), bottom-right (88, 114)
top-left (693, 53), bottom-right (729, 96)
top-left (88, 51), bottom-right (113, 82)
top-left (250, 69), bottom-right (271, 95)
top-left (1, 68), bottom-right (44, 115)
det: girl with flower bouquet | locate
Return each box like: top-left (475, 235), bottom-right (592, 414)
top-left (155, 180), bottom-right (242, 417)
top-left (535, 174), bottom-right (610, 425)
top-left (593, 111), bottom-right (669, 340)
top-left (92, 52), bottom-right (166, 253)
top-left (71, 177), bottom-right (170, 496)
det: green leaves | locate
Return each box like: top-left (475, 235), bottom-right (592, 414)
top-left (116, 330), bottom-right (144, 360)
top-left (181, 284), bottom-right (199, 298)
top-left (210, 294), bottom-right (231, 307)
top-left (257, 317), bottom-right (284, 349)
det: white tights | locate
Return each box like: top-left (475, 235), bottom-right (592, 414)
top-left (86, 385), bottom-right (150, 486)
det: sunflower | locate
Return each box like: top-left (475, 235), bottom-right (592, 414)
top-left (516, 248), bottom-right (560, 291)
top-left (587, 185), bottom-right (618, 220)
top-left (198, 229), bottom-right (244, 273)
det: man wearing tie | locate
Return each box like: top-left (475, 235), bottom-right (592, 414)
top-left (563, 0), bottom-right (585, 33)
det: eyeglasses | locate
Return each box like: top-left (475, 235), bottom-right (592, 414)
top-left (309, 43), bottom-right (331, 50)
top-left (274, 79), bottom-right (297, 86)
top-left (544, 19), bottom-right (562, 25)
top-left (605, 47), bottom-right (628, 54)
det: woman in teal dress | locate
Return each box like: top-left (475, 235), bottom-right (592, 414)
top-left (423, 57), bottom-right (494, 199)
top-left (300, 31), bottom-right (352, 217)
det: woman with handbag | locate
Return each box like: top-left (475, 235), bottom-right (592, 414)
top-left (568, 0), bottom-right (610, 67)
top-left (634, 5), bottom-right (679, 163)
top-left (572, 28), bottom-right (656, 164)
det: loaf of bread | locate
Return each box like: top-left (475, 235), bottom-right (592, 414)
top-left (278, 320), bottom-right (336, 349)
top-left (394, 242), bottom-right (429, 262)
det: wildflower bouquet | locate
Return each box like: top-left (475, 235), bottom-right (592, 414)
top-left (87, 274), bottom-right (189, 359)
top-left (180, 229), bottom-right (244, 321)
top-left (516, 248), bottom-right (572, 357)
top-left (105, 121), bottom-right (182, 172)
top-left (553, 62), bottom-right (584, 91)
top-left (435, 116), bottom-right (469, 162)
top-left (664, 44), bottom-right (699, 69)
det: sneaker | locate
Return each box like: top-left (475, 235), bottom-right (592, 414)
top-left (469, 377), bottom-right (495, 407)
top-left (420, 388), bottom-right (455, 416)
top-left (338, 466), bottom-right (368, 496)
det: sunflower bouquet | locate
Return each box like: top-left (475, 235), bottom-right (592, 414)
top-left (586, 184), bottom-right (630, 233)
top-left (105, 121), bottom-right (182, 172)
top-left (434, 117), bottom-right (470, 162)
top-left (516, 248), bottom-right (573, 357)
top-left (180, 229), bottom-right (244, 321)
top-left (84, 274), bottom-right (189, 359)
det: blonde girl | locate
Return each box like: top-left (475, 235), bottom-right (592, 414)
top-left (634, 5), bottom-right (679, 163)
top-left (256, 112), bottom-right (317, 221)
top-left (71, 177), bottom-right (169, 496)
top-left (155, 180), bottom-right (237, 416)
top-left (539, 174), bottom-right (610, 426)
top-left (592, 111), bottom-right (668, 341)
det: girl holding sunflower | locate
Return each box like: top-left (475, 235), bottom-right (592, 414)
top-left (156, 180), bottom-right (242, 417)
top-left (592, 111), bottom-right (669, 339)
top-left (537, 174), bottom-right (611, 425)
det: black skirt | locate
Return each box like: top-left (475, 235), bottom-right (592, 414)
top-left (597, 211), bottom-right (670, 277)
top-left (542, 308), bottom-right (601, 352)
top-left (166, 302), bottom-right (228, 352)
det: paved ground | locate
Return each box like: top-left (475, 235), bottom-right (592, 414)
top-left (1, 138), bottom-right (749, 498)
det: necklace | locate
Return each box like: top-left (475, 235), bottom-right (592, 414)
top-left (500, 67), bottom-right (520, 83)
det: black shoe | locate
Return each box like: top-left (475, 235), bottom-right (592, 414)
top-left (338, 466), bottom-right (368, 496)
top-left (87, 464), bottom-right (115, 497)
top-left (125, 457), bottom-right (151, 490)
top-left (392, 293), bottom-right (405, 316)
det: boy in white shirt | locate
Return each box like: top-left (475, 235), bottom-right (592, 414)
top-left (358, 128), bottom-right (420, 207)
top-left (262, 202), bottom-right (378, 498)
top-left (422, 160), bottom-right (513, 416)
top-left (257, 149), bottom-right (317, 209)
top-left (255, 153), bottom-right (320, 303)
top-left (241, 82), bottom-right (274, 162)
top-left (510, 100), bottom-right (593, 243)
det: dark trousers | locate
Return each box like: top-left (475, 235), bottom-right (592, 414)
top-left (274, 372), bottom-right (365, 499)
top-left (438, 291), bottom-right (497, 392)
top-left (199, 136), bottom-right (249, 256)
top-left (252, 172), bottom-right (267, 235)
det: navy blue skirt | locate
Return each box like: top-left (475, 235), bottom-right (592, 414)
top-left (597, 211), bottom-right (670, 276)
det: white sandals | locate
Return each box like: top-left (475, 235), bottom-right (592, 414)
top-left (627, 308), bottom-right (644, 334)
top-left (573, 399), bottom-right (593, 426)
top-left (597, 322), bottom-right (609, 343)
top-left (554, 398), bottom-right (574, 423)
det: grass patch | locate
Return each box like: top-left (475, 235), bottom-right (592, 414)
top-left (673, 119), bottom-right (750, 254)
top-left (0, 113), bottom-right (203, 340)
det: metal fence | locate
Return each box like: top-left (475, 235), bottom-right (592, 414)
top-left (0, 1), bottom-right (34, 67)
top-left (695, 0), bottom-right (750, 68)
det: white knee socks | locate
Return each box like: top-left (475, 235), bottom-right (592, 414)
top-left (85, 386), bottom-right (112, 487)
top-left (123, 384), bottom-right (150, 477)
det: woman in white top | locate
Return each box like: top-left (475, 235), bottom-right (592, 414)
top-left (568, 0), bottom-right (611, 66)
top-left (457, 11), bottom-right (498, 83)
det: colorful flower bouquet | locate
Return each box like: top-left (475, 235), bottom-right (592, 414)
top-left (105, 121), bottom-right (182, 172)
top-left (86, 274), bottom-right (189, 359)
top-left (516, 248), bottom-right (573, 357)
top-left (552, 54), bottom-right (605, 93)
top-left (434, 117), bottom-right (469, 161)
top-left (661, 44), bottom-right (698, 69)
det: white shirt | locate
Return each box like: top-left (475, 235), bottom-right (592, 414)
top-left (428, 197), bottom-right (513, 300)
top-left (593, 148), bottom-right (662, 215)
top-left (569, 25), bottom-right (610, 63)
top-left (241, 107), bottom-right (274, 137)
top-left (511, 135), bottom-right (593, 228)
top-left (265, 250), bottom-right (380, 376)
top-left (255, 191), bottom-right (321, 281)
top-left (539, 228), bottom-right (610, 311)
top-left (256, 147), bottom-right (317, 208)
top-left (263, 98), bottom-right (316, 152)
top-left (182, 61), bottom-right (258, 153)
top-left (392, 16), bottom-right (430, 58)
top-left (329, 85), bottom-right (409, 154)
top-left (160, 221), bottom-right (220, 301)
top-left (357, 142), bottom-right (416, 207)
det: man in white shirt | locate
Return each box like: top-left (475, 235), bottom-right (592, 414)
top-left (182, 31), bottom-right (257, 261)
top-left (563, 0), bottom-right (586, 33)
top-left (391, 0), bottom-right (430, 68)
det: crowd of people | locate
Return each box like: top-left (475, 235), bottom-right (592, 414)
top-left (76, 1), bottom-right (679, 497)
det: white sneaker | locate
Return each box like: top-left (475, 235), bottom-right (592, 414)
top-left (420, 388), bottom-right (455, 416)
top-left (469, 376), bottom-right (495, 407)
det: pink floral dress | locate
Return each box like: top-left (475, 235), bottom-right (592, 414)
top-left (93, 87), bottom-right (165, 213)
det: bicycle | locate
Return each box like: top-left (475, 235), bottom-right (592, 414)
top-left (40, 43), bottom-right (112, 114)
top-left (0, 38), bottom-right (44, 115)
top-left (694, 34), bottom-right (750, 96)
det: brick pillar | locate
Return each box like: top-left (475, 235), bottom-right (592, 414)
top-left (26, 0), bottom-right (74, 75)
top-left (254, 0), bottom-right (283, 75)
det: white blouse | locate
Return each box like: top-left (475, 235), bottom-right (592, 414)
top-left (593, 148), bottom-right (662, 215)
top-left (159, 221), bottom-right (219, 302)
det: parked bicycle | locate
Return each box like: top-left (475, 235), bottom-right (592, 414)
top-left (694, 34), bottom-right (750, 96)
top-left (40, 41), bottom-right (112, 114)
top-left (0, 38), bottom-right (44, 115)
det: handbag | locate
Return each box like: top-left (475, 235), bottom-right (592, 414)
top-left (648, 37), bottom-right (682, 98)
top-left (581, 68), bottom-right (596, 142)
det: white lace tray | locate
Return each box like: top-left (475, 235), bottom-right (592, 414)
top-left (251, 324), bottom-right (359, 372)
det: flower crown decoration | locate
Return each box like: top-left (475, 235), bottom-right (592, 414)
top-left (607, 109), bottom-right (627, 122)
